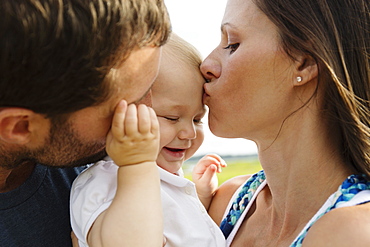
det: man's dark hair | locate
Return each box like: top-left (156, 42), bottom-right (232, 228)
top-left (0, 0), bottom-right (171, 117)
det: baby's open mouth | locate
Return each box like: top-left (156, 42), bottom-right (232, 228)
top-left (165, 147), bottom-right (185, 152)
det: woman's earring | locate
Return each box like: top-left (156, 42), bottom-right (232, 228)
top-left (297, 76), bottom-right (302, 83)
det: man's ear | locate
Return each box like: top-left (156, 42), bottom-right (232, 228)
top-left (293, 54), bottom-right (318, 86)
top-left (0, 108), bottom-right (36, 145)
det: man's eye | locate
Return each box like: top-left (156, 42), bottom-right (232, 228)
top-left (223, 43), bottom-right (239, 54)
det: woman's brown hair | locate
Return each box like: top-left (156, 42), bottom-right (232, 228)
top-left (254, 0), bottom-right (370, 177)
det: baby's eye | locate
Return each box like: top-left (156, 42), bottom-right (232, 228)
top-left (163, 116), bottom-right (179, 122)
top-left (223, 43), bottom-right (239, 54)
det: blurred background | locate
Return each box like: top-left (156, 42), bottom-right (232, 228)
top-left (164, 0), bottom-right (262, 183)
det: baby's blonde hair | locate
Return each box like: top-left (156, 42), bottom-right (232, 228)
top-left (162, 33), bottom-right (202, 69)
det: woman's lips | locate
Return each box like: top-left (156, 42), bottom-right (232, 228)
top-left (203, 92), bottom-right (209, 104)
top-left (203, 84), bottom-right (210, 103)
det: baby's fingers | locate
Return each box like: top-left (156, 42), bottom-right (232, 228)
top-left (149, 107), bottom-right (159, 136)
top-left (137, 104), bottom-right (151, 133)
top-left (200, 165), bottom-right (217, 183)
top-left (204, 154), bottom-right (227, 172)
top-left (111, 100), bottom-right (128, 138)
top-left (124, 104), bottom-right (138, 135)
top-left (206, 154), bottom-right (227, 166)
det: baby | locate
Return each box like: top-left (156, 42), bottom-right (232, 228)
top-left (70, 33), bottom-right (226, 247)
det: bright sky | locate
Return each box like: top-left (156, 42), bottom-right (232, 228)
top-left (164, 0), bottom-right (257, 156)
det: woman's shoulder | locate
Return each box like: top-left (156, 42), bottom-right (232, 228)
top-left (221, 174), bottom-right (253, 190)
top-left (217, 174), bottom-right (254, 202)
top-left (208, 174), bottom-right (252, 225)
top-left (303, 202), bottom-right (370, 246)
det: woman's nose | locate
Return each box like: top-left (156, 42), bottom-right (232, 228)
top-left (200, 52), bottom-right (221, 82)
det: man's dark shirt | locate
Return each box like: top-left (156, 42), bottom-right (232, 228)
top-left (0, 165), bottom-right (84, 247)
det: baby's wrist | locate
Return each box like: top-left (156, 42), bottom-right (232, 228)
top-left (197, 190), bottom-right (214, 200)
top-left (115, 159), bottom-right (157, 167)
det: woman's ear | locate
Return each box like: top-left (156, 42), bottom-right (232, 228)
top-left (293, 54), bottom-right (318, 86)
top-left (0, 108), bottom-right (35, 144)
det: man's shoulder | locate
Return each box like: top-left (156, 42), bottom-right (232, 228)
top-left (0, 165), bottom-right (86, 247)
top-left (47, 165), bottom-right (87, 185)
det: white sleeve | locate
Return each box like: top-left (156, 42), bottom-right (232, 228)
top-left (70, 158), bottom-right (118, 247)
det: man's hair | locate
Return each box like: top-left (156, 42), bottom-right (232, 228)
top-left (0, 0), bottom-right (171, 117)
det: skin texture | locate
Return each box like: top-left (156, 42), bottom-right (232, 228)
top-left (201, 0), bottom-right (369, 246)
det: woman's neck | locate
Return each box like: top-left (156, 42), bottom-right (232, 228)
top-left (255, 115), bottom-right (353, 229)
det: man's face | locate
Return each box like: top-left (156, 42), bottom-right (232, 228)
top-left (16, 46), bottom-right (161, 168)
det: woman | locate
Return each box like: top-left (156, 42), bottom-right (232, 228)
top-left (201, 0), bottom-right (370, 246)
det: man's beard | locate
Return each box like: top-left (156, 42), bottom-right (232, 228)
top-left (0, 116), bottom-right (107, 169)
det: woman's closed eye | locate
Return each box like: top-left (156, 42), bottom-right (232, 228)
top-left (194, 118), bottom-right (204, 125)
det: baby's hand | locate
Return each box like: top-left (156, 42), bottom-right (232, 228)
top-left (192, 154), bottom-right (227, 202)
top-left (106, 100), bottom-right (160, 167)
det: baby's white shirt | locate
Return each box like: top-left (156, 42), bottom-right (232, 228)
top-left (70, 157), bottom-right (226, 247)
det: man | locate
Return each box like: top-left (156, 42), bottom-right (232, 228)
top-left (0, 0), bottom-right (170, 246)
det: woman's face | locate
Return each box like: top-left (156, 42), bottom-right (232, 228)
top-left (201, 0), bottom-right (297, 142)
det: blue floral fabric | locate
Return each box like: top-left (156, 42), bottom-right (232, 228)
top-left (220, 170), bottom-right (266, 238)
top-left (291, 174), bottom-right (370, 246)
top-left (220, 171), bottom-right (370, 246)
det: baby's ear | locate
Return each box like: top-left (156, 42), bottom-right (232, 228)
top-left (0, 108), bottom-right (37, 145)
top-left (293, 54), bottom-right (318, 86)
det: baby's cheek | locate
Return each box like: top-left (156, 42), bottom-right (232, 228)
top-left (197, 127), bottom-right (205, 142)
top-left (186, 135), bottom-right (204, 160)
top-left (157, 121), bottom-right (172, 148)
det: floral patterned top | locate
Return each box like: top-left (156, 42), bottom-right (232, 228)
top-left (220, 170), bottom-right (370, 246)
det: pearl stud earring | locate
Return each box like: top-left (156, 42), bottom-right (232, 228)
top-left (297, 76), bottom-right (302, 83)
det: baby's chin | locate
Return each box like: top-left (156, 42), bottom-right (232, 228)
top-left (157, 163), bottom-right (182, 175)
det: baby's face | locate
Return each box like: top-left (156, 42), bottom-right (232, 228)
top-left (152, 58), bottom-right (206, 174)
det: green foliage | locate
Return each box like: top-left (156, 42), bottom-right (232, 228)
top-left (183, 155), bottom-right (262, 185)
